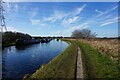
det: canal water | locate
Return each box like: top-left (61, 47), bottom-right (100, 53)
top-left (2, 39), bottom-right (68, 78)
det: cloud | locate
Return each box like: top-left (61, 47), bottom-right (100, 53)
top-left (67, 16), bottom-right (80, 23)
top-left (29, 4), bottom-right (86, 34)
top-left (59, 22), bottom-right (89, 37)
top-left (6, 2), bottom-right (11, 13)
top-left (72, 4), bottom-right (86, 16)
top-left (30, 19), bottom-right (48, 27)
top-left (31, 8), bottom-right (38, 19)
top-left (61, 4), bottom-right (86, 26)
top-left (40, 23), bottom-right (46, 26)
top-left (100, 17), bottom-right (119, 26)
top-left (4, 26), bottom-right (21, 32)
top-left (105, 17), bottom-right (119, 22)
top-left (104, 14), bottom-right (112, 19)
top-left (43, 10), bottom-right (67, 23)
top-left (43, 4), bottom-right (86, 24)
top-left (95, 9), bottom-right (103, 14)
top-left (100, 21), bottom-right (117, 27)
top-left (62, 16), bottom-right (80, 26)
top-left (95, 6), bottom-right (118, 17)
top-left (14, 4), bottom-right (19, 13)
top-left (32, 11), bottom-right (37, 18)
top-left (84, 6), bottom-right (118, 28)
top-left (54, 10), bottom-right (67, 20)
top-left (52, 22), bottom-right (89, 37)
top-left (43, 17), bottom-right (56, 23)
top-left (31, 19), bottom-right (40, 25)
top-left (70, 23), bottom-right (89, 30)
top-left (6, 3), bottom-right (18, 13)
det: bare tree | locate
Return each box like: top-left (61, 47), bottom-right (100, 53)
top-left (71, 30), bottom-right (83, 38)
top-left (71, 29), bottom-right (97, 39)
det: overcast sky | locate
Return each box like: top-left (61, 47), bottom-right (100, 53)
top-left (4, 2), bottom-right (119, 37)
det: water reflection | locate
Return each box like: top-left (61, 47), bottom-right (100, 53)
top-left (15, 45), bottom-right (34, 50)
top-left (2, 40), bottom-right (68, 78)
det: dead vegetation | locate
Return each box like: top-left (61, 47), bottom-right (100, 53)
top-left (78, 39), bottom-right (118, 61)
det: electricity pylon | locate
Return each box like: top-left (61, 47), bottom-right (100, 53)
top-left (0, 0), bottom-right (7, 32)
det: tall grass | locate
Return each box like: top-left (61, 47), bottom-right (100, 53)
top-left (78, 39), bottom-right (118, 61)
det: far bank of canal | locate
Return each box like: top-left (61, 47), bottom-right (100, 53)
top-left (2, 39), bottom-right (68, 79)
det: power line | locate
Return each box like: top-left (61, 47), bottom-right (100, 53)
top-left (0, 0), bottom-right (7, 32)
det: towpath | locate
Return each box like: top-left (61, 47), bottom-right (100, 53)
top-left (76, 47), bottom-right (83, 79)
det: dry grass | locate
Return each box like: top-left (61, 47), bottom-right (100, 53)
top-left (78, 39), bottom-right (118, 61)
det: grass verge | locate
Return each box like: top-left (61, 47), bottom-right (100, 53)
top-left (74, 40), bottom-right (119, 78)
top-left (28, 40), bottom-right (78, 78)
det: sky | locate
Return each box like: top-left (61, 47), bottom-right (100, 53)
top-left (3, 2), bottom-right (119, 37)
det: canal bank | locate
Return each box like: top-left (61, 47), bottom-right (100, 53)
top-left (3, 38), bottom-right (53, 47)
top-left (27, 39), bottom-right (119, 79)
top-left (27, 40), bottom-right (78, 78)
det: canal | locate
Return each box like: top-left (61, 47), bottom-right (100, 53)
top-left (2, 39), bottom-right (68, 78)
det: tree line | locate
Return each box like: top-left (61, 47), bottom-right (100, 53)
top-left (2, 31), bottom-right (32, 47)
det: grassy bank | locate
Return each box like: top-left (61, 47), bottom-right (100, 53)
top-left (29, 40), bottom-right (78, 78)
top-left (26, 39), bottom-right (119, 79)
top-left (74, 40), bottom-right (119, 78)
